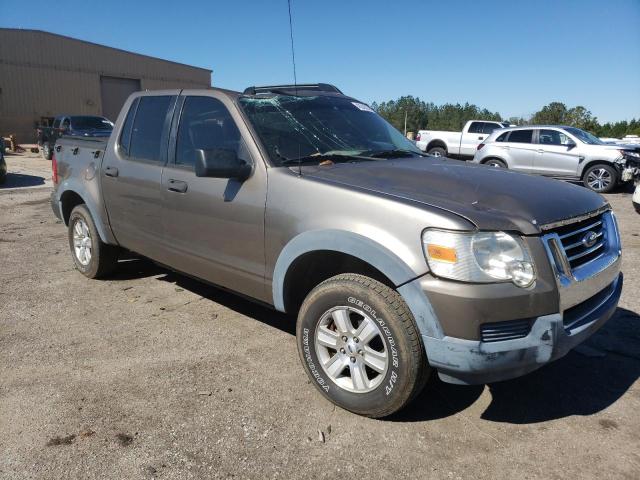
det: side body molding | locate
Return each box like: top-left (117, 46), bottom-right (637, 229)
top-left (271, 229), bottom-right (443, 338)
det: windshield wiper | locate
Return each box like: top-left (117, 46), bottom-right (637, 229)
top-left (278, 150), bottom-right (371, 166)
top-left (361, 149), bottom-right (426, 158)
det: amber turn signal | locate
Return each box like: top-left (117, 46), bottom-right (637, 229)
top-left (426, 244), bottom-right (457, 263)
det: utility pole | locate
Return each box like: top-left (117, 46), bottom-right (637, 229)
top-left (404, 110), bottom-right (408, 136)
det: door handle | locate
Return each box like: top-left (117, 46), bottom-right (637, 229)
top-left (478, 136), bottom-right (484, 140)
top-left (104, 166), bottom-right (119, 177)
top-left (167, 179), bottom-right (188, 193)
top-left (537, 149), bottom-right (545, 153)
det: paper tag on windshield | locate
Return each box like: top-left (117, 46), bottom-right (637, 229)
top-left (352, 102), bottom-right (374, 113)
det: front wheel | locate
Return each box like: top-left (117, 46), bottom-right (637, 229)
top-left (296, 274), bottom-right (429, 418)
top-left (583, 164), bottom-right (617, 193)
top-left (68, 205), bottom-right (119, 278)
top-left (484, 158), bottom-right (507, 168)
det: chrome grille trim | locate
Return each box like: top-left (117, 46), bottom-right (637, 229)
top-left (541, 210), bottom-right (621, 312)
top-left (558, 220), bottom-right (602, 240)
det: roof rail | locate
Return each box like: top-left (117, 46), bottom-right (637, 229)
top-left (242, 83), bottom-right (343, 95)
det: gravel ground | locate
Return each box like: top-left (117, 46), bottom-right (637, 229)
top-left (1, 151), bottom-right (639, 480)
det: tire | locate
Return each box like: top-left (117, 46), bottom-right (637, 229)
top-left (483, 158), bottom-right (507, 168)
top-left (296, 274), bottom-right (429, 418)
top-left (583, 164), bottom-right (618, 193)
top-left (42, 143), bottom-right (52, 160)
top-left (68, 204), bottom-right (118, 278)
top-left (427, 146), bottom-right (446, 157)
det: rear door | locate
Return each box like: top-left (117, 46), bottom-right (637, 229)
top-left (503, 129), bottom-right (536, 172)
top-left (160, 92), bottom-right (268, 301)
top-left (533, 128), bottom-right (581, 177)
top-left (101, 92), bottom-right (178, 259)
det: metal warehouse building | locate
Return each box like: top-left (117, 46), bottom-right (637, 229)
top-left (0, 28), bottom-right (212, 142)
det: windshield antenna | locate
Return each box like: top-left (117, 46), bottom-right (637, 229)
top-left (287, 0), bottom-right (298, 96)
top-left (286, 0), bottom-right (302, 175)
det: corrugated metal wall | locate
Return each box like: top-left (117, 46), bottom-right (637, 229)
top-left (0, 29), bottom-right (212, 142)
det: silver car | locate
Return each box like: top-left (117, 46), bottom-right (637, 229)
top-left (473, 125), bottom-right (636, 193)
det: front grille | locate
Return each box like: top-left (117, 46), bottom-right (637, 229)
top-left (547, 212), bottom-right (606, 271)
top-left (480, 318), bottom-right (533, 343)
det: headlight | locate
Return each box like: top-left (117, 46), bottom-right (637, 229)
top-left (422, 229), bottom-right (535, 287)
top-left (620, 149), bottom-right (640, 158)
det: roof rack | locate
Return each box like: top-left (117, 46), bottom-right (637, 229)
top-left (242, 83), bottom-right (343, 96)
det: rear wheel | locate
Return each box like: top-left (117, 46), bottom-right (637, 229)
top-left (68, 205), bottom-right (118, 278)
top-left (427, 146), bottom-right (446, 157)
top-left (42, 143), bottom-right (52, 160)
top-left (583, 164), bottom-right (617, 193)
top-left (484, 158), bottom-right (507, 168)
top-left (296, 274), bottom-right (429, 418)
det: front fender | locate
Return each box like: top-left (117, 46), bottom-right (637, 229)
top-left (272, 229), bottom-right (443, 338)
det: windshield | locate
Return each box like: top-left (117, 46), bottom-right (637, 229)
top-left (239, 94), bottom-right (422, 166)
top-left (70, 116), bottom-right (114, 130)
top-left (564, 127), bottom-right (603, 145)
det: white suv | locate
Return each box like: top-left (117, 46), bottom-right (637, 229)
top-left (472, 125), bottom-right (639, 193)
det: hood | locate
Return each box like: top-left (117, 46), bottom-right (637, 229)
top-left (300, 157), bottom-right (608, 235)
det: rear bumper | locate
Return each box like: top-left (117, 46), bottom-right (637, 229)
top-left (423, 273), bottom-right (622, 384)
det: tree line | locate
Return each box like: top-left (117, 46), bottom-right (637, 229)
top-left (371, 96), bottom-right (640, 138)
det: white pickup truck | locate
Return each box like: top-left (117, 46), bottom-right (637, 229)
top-left (416, 120), bottom-right (512, 159)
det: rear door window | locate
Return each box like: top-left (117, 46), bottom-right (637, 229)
top-left (468, 122), bottom-right (484, 134)
top-left (129, 96), bottom-right (173, 163)
top-left (482, 122), bottom-right (502, 134)
top-left (507, 129), bottom-right (533, 143)
top-left (118, 98), bottom-right (139, 155)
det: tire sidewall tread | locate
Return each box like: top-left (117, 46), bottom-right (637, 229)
top-left (296, 274), bottom-right (429, 418)
top-left (68, 205), bottom-right (117, 279)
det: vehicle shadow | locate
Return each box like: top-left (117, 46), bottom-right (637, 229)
top-left (392, 307), bottom-right (640, 424)
top-left (0, 173), bottom-right (45, 188)
top-left (108, 257), bottom-right (295, 335)
top-left (106, 259), bottom-right (639, 424)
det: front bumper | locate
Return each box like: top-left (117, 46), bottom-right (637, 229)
top-left (423, 273), bottom-right (622, 384)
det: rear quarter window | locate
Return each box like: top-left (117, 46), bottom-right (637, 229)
top-left (496, 132), bottom-right (509, 142)
top-left (507, 129), bottom-right (533, 143)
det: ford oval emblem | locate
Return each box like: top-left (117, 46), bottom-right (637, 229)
top-left (581, 231), bottom-right (598, 248)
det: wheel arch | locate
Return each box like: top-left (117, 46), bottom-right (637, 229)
top-left (56, 184), bottom-right (115, 244)
top-left (579, 160), bottom-right (619, 179)
top-left (480, 156), bottom-right (508, 167)
top-left (426, 140), bottom-right (447, 153)
top-left (272, 230), bottom-right (443, 339)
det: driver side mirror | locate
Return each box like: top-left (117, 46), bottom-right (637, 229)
top-left (195, 148), bottom-right (251, 180)
top-left (566, 141), bottom-right (577, 150)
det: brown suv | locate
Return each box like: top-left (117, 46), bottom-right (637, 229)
top-left (51, 84), bottom-right (622, 417)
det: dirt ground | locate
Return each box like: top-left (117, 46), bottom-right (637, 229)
top-left (1, 151), bottom-right (639, 480)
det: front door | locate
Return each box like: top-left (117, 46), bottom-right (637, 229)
top-left (533, 129), bottom-right (581, 177)
top-left (161, 93), bottom-right (268, 301)
top-left (101, 93), bottom-right (178, 260)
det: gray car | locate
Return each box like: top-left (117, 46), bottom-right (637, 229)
top-left (473, 125), bottom-right (639, 193)
top-left (51, 85), bottom-right (622, 417)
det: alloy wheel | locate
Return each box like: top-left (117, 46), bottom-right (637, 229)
top-left (72, 218), bottom-right (92, 266)
top-left (587, 168), bottom-right (612, 191)
top-left (314, 306), bottom-right (388, 393)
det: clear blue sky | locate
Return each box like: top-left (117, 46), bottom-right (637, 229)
top-left (2, 0), bottom-right (639, 122)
